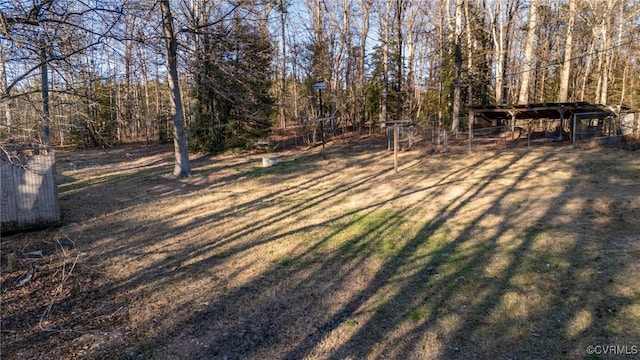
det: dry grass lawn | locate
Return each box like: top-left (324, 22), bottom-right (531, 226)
top-left (2, 136), bottom-right (640, 359)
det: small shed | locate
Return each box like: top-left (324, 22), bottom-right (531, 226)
top-left (1, 146), bottom-right (60, 233)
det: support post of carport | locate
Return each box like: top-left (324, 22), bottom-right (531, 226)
top-left (573, 113), bottom-right (577, 146)
top-left (558, 108), bottom-right (566, 140)
top-left (508, 110), bottom-right (516, 146)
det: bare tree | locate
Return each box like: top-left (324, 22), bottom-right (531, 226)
top-left (0, 0), bottom-right (123, 145)
top-left (279, 0), bottom-right (288, 129)
top-left (3, 0), bottom-right (640, 153)
top-left (488, 1), bottom-right (518, 104)
top-left (380, 0), bottom-right (391, 125)
top-left (40, 35), bottom-right (50, 145)
top-left (0, 41), bottom-right (11, 136)
top-left (160, 0), bottom-right (190, 178)
top-left (357, 0), bottom-right (373, 131)
top-left (489, 3), bottom-right (501, 104)
top-left (615, 0), bottom-right (640, 107)
top-left (451, 0), bottom-right (463, 132)
top-left (597, 0), bottom-right (614, 105)
top-left (558, 0), bottom-right (575, 102)
top-left (518, 0), bottom-right (538, 104)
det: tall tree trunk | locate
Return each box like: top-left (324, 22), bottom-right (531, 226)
top-left (406, 6), bottom-right (416, 120)
top-left (595, 32), bottom-right (604, 104)
top-left (280, 0), bottom-right (287, 129)
top-left (518, 0), bottom-right (538, 104)
top-left (558, 0), bottom-right (575, 102)
top-left (501, 4), bottom-right (513, 104)
top-left (490, 2), bottom-right (504, 104)
top-left (464, 0), bottom-right (475, 87)
top-left (359, 0), bottom-right (371, 132)
top-left (40, 37), bottom-right (51, 146)
top-left (580, 38), bottom-right (595, 101)
top-left (155, 55), bottom-right (164, 141)
top-left (600, 50), bottom-right (610, 105)
top-left (310, 0), bottom-right (330, 120)
top-left (331, 0), bottom-right (351, 126)
top-left (381, 0), bottom-right (390, 126)
top-left (56, 91), bottom-right (64, 146)
top-left (451, 0), bottom-right (463, 133)
top-left (396, 0), bottom-right (404, 121)
top-left (125, 41), bottom-right (133, 140)
top-left (0, 41), bottom-right (12, 136)
top-left (438, 4), bottom-right (445, 123)
top-left (138, 47), bottom-right (152, 143)
top-left (619, 56), bottom-right (629, 108)
top-left (160, 0), bottom-right (191, 178)
top-left (598, 0), bottom-right (614, 106)
top-left (291, 42), bottom-right (299, 123)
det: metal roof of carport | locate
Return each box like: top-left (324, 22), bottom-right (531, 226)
top-left (470, 102), bottom-right (617, 121)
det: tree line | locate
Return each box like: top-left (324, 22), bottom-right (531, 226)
top-left (1, 0), bottom-right (639, 151)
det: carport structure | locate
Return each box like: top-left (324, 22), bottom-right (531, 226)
top-left (469, 102), bottom-right (617, 144)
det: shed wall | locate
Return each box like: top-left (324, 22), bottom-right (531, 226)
top-left (1, 152), bottom-right (60, 233)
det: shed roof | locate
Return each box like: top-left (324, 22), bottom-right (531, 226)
top-left (471, 102), bottom-right (616, 121)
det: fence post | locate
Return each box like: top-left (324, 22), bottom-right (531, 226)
top-left (394, 124), bottom-right (399, 173)
top-left (573, 114), bottom-right (577, 146)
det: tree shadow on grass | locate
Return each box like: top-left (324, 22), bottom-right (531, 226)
top-left (138, 148), bottom-right (637, 360)
top-left (313, 149), bottom-right (640, 360)
top-left (283, 150), bottom-right (540, 359)
top-left (92, 149), bottom-right (518, 358)
top-left (3, 144), bottom-right (639, 360)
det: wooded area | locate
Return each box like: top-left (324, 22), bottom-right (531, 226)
top-left (2, 2), bottom-right (640, 356)
top-left (1, 0), bottom-right (639, 152)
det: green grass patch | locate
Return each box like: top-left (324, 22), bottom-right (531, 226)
top-left (325, 209), bottom-right (407, 259)
top-left (584, 355), bottom-right (605, 360)
top-left (378, 238), bottom-right (397, 255)
top-left (344, 319), bottom-right (358, 327)
top-left (408, 309), bottom-right (426, 322)
top-left (279, 258), bottom-right (294, 267)
top-left (274, 256), bottom-right (299, 267)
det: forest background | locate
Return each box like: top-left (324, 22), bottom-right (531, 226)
top-left (1, 0), bottom-right (639, 154)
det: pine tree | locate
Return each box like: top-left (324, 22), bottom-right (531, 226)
top-left (189, 20), bottom-right (275, 152)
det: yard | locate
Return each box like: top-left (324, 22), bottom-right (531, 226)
top-left (2, 136), bottom-right (639, 359)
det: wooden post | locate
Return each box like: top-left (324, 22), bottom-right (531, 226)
top-left (384, 120), bottom-right (409, 172)
top-left (573, 114), bottom-right (577, 146)
top-left (510, 111), bottom-right (516, 141)
top-left (321, 118), bottom-right (325, 159)
top-left (394, 124), bottom-right (399, 173)
top-left (559, 109), bottom-right (566, 140)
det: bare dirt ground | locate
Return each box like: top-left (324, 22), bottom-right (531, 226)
top-left (2, 135), bottom-right (639, 359)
